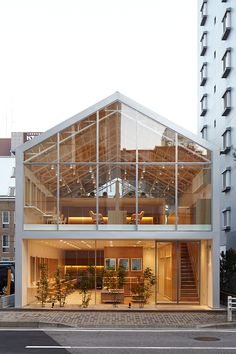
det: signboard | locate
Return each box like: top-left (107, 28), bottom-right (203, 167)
top-left (23, 132), bottom-right (42, 143)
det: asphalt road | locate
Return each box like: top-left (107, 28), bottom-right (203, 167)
top-left (1, 328), bottom-right (236, 353)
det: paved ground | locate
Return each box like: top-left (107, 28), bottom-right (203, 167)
top-left (2, 329), bottom-right (236, 353)
top-left (0, 309), bottom-right (235, 328)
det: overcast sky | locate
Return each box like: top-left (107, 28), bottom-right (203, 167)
top-left (0, 0), bottom-right (198, 138)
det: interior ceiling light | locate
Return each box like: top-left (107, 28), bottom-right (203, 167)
top-left (77, 178), bottom-right (80, 183)
top-left (51, 165), bottom-right (54, 170)
top-left (70, 164), bottom-right (73, 169)
top-left (89, 166), bottom-right (92, 173)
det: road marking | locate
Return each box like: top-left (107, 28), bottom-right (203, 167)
top-left (2, 328), bottom-right (236, 333)
top-left (25, 346), bottom-right (236, 350)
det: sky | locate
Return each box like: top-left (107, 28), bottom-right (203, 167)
top-left (0, 0), bottom-right (198, 138)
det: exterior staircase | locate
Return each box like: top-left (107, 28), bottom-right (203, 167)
top-left (179, 242), bottom-right (199, 303)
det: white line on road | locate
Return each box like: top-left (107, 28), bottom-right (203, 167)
top-left (1, 328), bottom-right (235, 333)
top-left (25, 346), bottom-right (236, 350)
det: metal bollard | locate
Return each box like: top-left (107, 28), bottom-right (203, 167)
top-left (228, 296), bottom-right (232, 322)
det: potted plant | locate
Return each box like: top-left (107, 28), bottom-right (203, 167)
top-left (102, 265), bottom-right (126, 306)
top-left (54, 266), bottom-right (69, 307)
top-left (78, 266), bottom-right (96, 308)
top-left (35, 263), bottom-right (49, 307)
top-left (131, 267), bottom-right (155, 308)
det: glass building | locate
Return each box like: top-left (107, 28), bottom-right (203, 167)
top-left (15, 93), bottom-right (220, 308)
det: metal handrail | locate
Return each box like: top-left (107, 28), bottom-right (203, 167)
top-left (227, 296), bottom-right (236, 321)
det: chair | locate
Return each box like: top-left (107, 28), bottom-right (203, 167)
top-left (59, 214), bottom-right (67, 224)
top-left (89, 210), bottom-right (104, 224)
top-left (129, 211), bottom-right (144, 224)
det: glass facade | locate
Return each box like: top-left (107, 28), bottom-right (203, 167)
top-left (23, 101), bottom-right (212, 230)
top-left (27, 239), bottom-right (202, 306)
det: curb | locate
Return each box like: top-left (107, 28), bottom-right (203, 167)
top-left (0, 322), bottom-right (71, 328)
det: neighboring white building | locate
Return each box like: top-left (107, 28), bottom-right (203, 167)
top-left (198, 0), bottom-right (236, 249)
top-left (15, 92), bottom-right (220, 308)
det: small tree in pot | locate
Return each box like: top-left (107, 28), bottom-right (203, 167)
top-left (132, 267), bottom-right (155, 308)
top-left (35, 263), bottom-right (49, 307)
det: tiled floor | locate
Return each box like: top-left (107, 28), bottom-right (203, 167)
top-left (0, 308), bottom-right (232, 328)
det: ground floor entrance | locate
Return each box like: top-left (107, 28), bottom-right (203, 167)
top-left (24, 239), bottom-right (212, 308)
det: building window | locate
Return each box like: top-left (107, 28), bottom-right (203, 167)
top-left (222, 167), bottom-right (231, 192)
top-left (221, 127), bottom-right (231, 154)
top-left (200, 94), bottom-right (207, 116)
top-left (222, 207), bottom-right (231, 231)
top-left (1, 258), bottom-right (10, 262)
top-left (200, 1), bottom-right (207, 26)
top-left (222, 48), bottom-right (231, 78)
top-left (11, 167), bottom-right (15, 178)
top-left (222, 88), bottom-right (231, 116)
top-left (2, 211), bottom-right (10, 225)
top-left (214, 120), bottom-right (216, 128)
top-left (2, 235), bottom-right (9, 253)
top-left (222, 8), bottom-right (231, 40)
top-left (200, 125), bottom-right (207, 139)
top-left (8, 186), bottom-right (15, 197)
top-left (200, 63), bottom-right (207, 86)
top-left (214, 51), bottom-right (216, 59)
top-left (200, 32), bottom-right (207, 56)
top-left (214, 85), bottom-right (216, 93)
top-left (214, 17), bottom-right (216, 25)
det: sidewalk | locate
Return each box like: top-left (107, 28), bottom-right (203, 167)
top-left (0, 309), bottom-right (235, 329)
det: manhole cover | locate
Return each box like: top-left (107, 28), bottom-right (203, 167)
top-left (194, 337), bottom-right (220, 342)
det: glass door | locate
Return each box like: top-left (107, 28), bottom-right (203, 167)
top-left (156, 241), bottom-right (200, 304)
top-left (156, 242), bottom-right (178, 303)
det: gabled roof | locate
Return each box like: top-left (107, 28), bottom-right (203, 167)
top-left (17, 92), bottom-right (214, 153)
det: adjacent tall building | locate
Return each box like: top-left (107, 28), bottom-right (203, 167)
top-left (198, 0), bottom-right (236, 249)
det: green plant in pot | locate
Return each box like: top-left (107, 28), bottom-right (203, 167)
top-left (35, 262), bottom-right (49, 307)
top-left (78, 266), bottom-right (95, 308)
top-left (54, 266), bottom-right (68, 307)
top-left (103, 265), bottom-right (126, 307)
top-left (131, 267), bottom-right (155, 308)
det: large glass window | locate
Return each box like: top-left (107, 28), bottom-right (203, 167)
top-left (98, 164), bottom-right (136, 228)
top-left (23, 100), bottom-right (212, 230)
top-left (59, 164), bottom-right (97, 229)
top-left (178, 164), bottom-right (211, 228)
top-left (59, 115), bottom-right (96, 163)
top-left (138, 164), bottom-right (175, 228)
top-left (137, 114), bottom-right (175, 162)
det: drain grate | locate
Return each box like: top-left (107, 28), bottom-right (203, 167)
top-left (194, 337), bottom-right (220, 342)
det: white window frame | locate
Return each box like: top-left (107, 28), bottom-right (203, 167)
top-left (222, 88), bottom-right (231, 116)
top-left (221, 127), bottom-right (231, 154)
top-left (2, 235), bottom-right (9, 248)
top-left (200, 63), bottom-right (207, 86)
top-left (200, 32), bottom-right (207, 56)
top-left (222, 207), bottom-right (231, 231)
top-left (222, 48), bottom-right (231, 78)
top-left (222, 167), bottom-right (231, 192)
top-left (2, 211), bottom-right (10, 225)
top-left (222, 8), bottom-right (231, 40)
top-left (200, 1), bottom-right (207, 26)
top-left (200, 94), bottom-right (207, 116)
top-left (1, 258), bottom-right (10, 262)
top-left (200, 125), bottom-right (207, 139)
